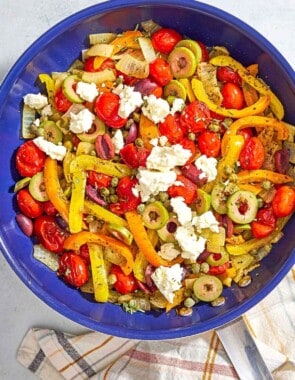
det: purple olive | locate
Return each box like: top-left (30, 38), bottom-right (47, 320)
top-left (134, 78), bottom-right (158, 96)
top-left (125, 122), bottom-right (138, 144)
top-left (86, 185), bottom-right (106, 206)
top-left (275, 149), bottom-right (290, 174)
top-left (16, 213), bottom-right (33, 237)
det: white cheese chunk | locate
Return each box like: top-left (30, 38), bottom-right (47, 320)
top-left (151, 264), bottom-right (184, 303)
top-left (170, 97), bottom-right (185, 114)
top-left (146, 144), bottom-right (191, 172)
top-left (192, 211), bottom-right (220, 233)
top-left (195, 154), bottom-right (218, 182)
top-left (76, 81), bottom-right (99, 102)
top-left (141, 94), bottom-right (170, 123)
top-left (33, 137), bottom-right (66, 161)
top-left (113, 84), bottom-right (143, 118)
top-left (23, 93), bottom-right (48, 109)
top-left (170, 196), bottom-right (192, 226)
top-left (69, 108), bottom-right (95, 134)
top-left (111, 129), bottom-right (125, 154)
top-left (175, 224), bottom-right (207, 261)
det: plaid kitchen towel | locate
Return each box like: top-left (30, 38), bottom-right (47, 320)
top-left (17, 267), bottom-right (295, 380)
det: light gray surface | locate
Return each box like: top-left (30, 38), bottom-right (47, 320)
top-left (0, 1), bottom-right (294, 379)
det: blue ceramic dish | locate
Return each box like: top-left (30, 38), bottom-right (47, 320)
top-left (0, 0), bottom-right (294, 339)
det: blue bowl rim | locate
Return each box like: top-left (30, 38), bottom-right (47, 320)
top-left (0, 0), bottom-right (294, 339)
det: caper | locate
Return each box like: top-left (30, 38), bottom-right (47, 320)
top-left (109, 194), bottom-right (119, 203)
top-left (184, 297), bottom-right (196, 308)
top-left (111, 177), bottom-right (119, 187)
top-left (100, 187), bottom-right (110, 197)
top-left (137, 204), bottom-right (145, 214)
top-left (200, 262), bottom-right (209, 273)
top-left (107, 274), bottom-right (117, 285)
top-left (191, 262), bottom-right (201, 274)
top-left (187, 132), bottom-right (196, 141)
top-left (135, 137), bottom-right (144, 147)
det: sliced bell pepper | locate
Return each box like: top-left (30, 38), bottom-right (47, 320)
top-left (70, 154), bottom-right (132, 177)
top-left (69, 170), bottom-right (87, 233)
top-left (111, 30), bottom-right (143, 55)
top-left (88, 243), bottom-right (109, 302)
top-left (139, 114), bottom-right (160, 150)
top-left (209, 55), bottom-right (284, 120)
top-left (63, 231), bottom-right (134, 275)
top-left (237, 169), bottom-right (293, 184)
top-left (238, 183), bottom-right (262, 195)
top-left (84, 199), bottom-right (128, 227)
top-left (191, 78), bottom-right (270, 118)
top-left (38, 73), bottom-right (55, 105)
top-left (179, 78), bottom-right (196, 102)
top-left (43, 157), bottom-right (69, 222)
top-left (221, 115), bottom-right (289, 155)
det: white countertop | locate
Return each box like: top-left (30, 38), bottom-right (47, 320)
top-left (0, 1), bottom-right (294, 379)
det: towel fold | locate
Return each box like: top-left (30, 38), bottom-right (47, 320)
top-left (17, 267), bottom-right (294, 380)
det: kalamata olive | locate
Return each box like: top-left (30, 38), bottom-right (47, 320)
top-left (145, 264), bottom-right (157, 291)
top-left (56, 215), bottom-right (69, 230)
top-left (16, 213), bottom-right (33, 237)
top-left (196, 250), bottom-right (211, 263)
top-left (86, 185), bottom-right (106, 206)
top-left (134, 78), bottom-right (158, 96)
top-left (125, 122), bottom-right (138, 144)
top-left (274, 149), bottom-right (290, 174)
top-left (95, 133), bottom-right (115, 160)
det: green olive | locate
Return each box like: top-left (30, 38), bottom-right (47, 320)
top-left (142, 201), bottom-right (169, 230)
top-left (206, 249), bottom-right (229, 266)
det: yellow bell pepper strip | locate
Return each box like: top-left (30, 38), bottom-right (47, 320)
top-left (125, 210), bottom-right (172, 267)
top-left (43, 157), bottom-right (69, 222)
top-left (88, 243), bottom-right (109, 302)
top-left (191, 78), bottom-right (270, 118)
top-left (237, 170), bottom-right (293, 184)
top-left (38, 73), bottom-right (55, 105)
top-left (63, 231), bottom-right (134, 275)
top-left (69, 170), bottom-right (87, 233)
top-left (179, 78), bottom-right (196, 102)
top-left (139, 114), bottom-right (160, 150)
top-left (238, 183), bottom-right (262, 195)
top-left (84, 199), bottom-right (128, 227)
top-left (209, 55), bottom-right (284, 120)
top-left (70, 154), bottom-right (132, 177)
top-left (215, 135), bottom-right (245, 183)
top-left (221, 116), bottom-right (289, 155)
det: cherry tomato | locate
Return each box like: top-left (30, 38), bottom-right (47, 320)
top-left (16, 140), bottom-right (46, 177)
top-left (272, 186), bottom-right (295, 218)
top-left (149, 57), bottom-right (173, 87)
top-left (117, 71), bottom-right (138, 86)
top-left (87, 171), bottom-right (112, 188)
top-left (221, 82), bottom-right (244, 110)
top-left (43, 200), bottom-right (58, 216)
top-left (94, 92), bottom-right (127, 128)
top-left (84, 57), bottom-right (97, 72)
top-left (179, 137), bottom-right (197, 164)
top-left (180, 100), bottom-right (211, 133)
top-left (110, 265), bottom-right (138, 294)
top-left (17, 188), bottom-right (44, 218)
top-left (79, 244), bottom-right (91, 266)
top-left (239, 136), bottom-right (265, 170)
top-left (151, 28), bottom-right (182, 54)
top-left (208, 261), bottom-right (230, 275)
top-left (251, 221), bottom-right (274, 239)
top-left (58, 252), bottom-right (89, 287)
top-left (159, 114), bottom-right (184, 144)
top-left (112, 176), bottom-right (141, 213)
top-left (237, 127), bottom-right (253, 142)
top-left (168, 174), bottom-right (197, 204)
top-left (217, 66), bottom-right (242, 86)
top-left (198, 130), bottom-right (221, 157)
top-left (251, 207), bottom-right (277, 238)
top-left (34, 215), bottom-right (67, 253)
top-left (197, 40), bottom-right (209, 62)
top-left (84, 57), bottom-right (116, 73)
top-left (54, 87), bottom-right (72, 112)
top-left (120, 143), bottom-right (150, 169)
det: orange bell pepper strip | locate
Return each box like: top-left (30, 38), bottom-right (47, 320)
top-left (139, 114), bottom-right (160, 150)
top-left (237, 170), bottom-right (293, 185)
top-left (209, 55), bottom-right (284, 120)
top-left (221, 116), bottom-right (289, 155)
top-left (43, 157), bottom-right (69, 222)
top-left (191, 78), bottom-right (270, 118)
top-left (63, 231), bottom-right (134, 275)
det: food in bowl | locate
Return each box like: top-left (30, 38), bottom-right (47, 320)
top-left (13, 19), bottom-right (295, 317)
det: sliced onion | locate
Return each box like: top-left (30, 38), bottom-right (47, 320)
top-left (86, 185), bottom-right (106, 206)
top-left (125, 122), bottom-right (138, 144)
top-left (16, 213), bottom-right (33, 237)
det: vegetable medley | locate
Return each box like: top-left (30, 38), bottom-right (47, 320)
top-left (14, 20), bottom-right (295, 315)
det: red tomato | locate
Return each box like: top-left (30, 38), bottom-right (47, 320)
top-left (239, 136), bottom-right (265, 170)
top-left (16, 140), bottom-right (46, 177)
top-left (87, 171), bottom-right (112, 188)
top-left (151, 28), bottom-right (182, 54)
top-left (198, 130), bottom-right (221, 157)
top-left (84, 57), bottom-right (116, 73)
top-left (54, 87), bottom-right (72, 112)
top-left (179, 138), bottom-right (197, 164)
top-left (167, 174), bottom-right (197, 204)
top-left (120, 143), bottom-right (150, 169)
top-left (43, 200), bottom-right (58, 216)
top-left (251, 207), bottom-right (276, 238)
top-left (117, 71), bottom-right (138, 86)
top-left (159, 114), bottom-right (184, 144)
top-left (58, 252), bottom-right (89, 287)
top-left (94, 92), bottom-right (127, 128)
top-left (17, 188), bottom-right (44, 218)
top-left (149, 57), bottom-right (173, 86)
top-left (180, 100), bottom-right (211, 133)
top-left (237, 127), bottom-right (253, 142)
top-left (272, 186), bottom-right (295, 218)
top-left (84, 57), bottom-right (97, 72)
top-left (221, 82), bottom-right (244, 110)
top-left (217, 66), bottom-right (242, 86)
top-left (197, 40), bottom-right (209, 62)
top-left (208, 261), bottom-right (230, 275)
top-left (113, 176), bottom-right (141, 213)
top-left (34, 215), bottom-right (67, 253)
top-left (251, 221), bottom-right (274, 239)
top-left (110, 265), bottom-right (138, 294)
top-left (79, 244), bottom-right (91, 266)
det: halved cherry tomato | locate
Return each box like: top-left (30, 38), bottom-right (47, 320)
top-left (198, 130), bottom-right (221, 157)
top-left (117, 70), bottom-right (138, 86)
top-left (84, 57), bottom-right (116, 73)
top-left (120, 143), bottom-right (150, 168)
top-left (94, 92), bottom-right (127, 128)
top-left (84, 57), bottom-right (97, 72)
top-left (58, 252), bottom-right (89, 287)
top-left (239, 136), bottom-right (265, 170)
top-left (208, 261), bottom-right (230, 275)
top-left (16, 140), bottom-right (46, 177)
top-left (79, 244), bottom-right (91, 266)
top-left (17, 188), bottom-right (44, 218)
top-left (179, 137), bottom-right (197, 164)
top-left (87, 171), bottom-right (112, 188)
top-left (43, 200), bottom-right (58, 216)
top-left (251, 207), bottom-right (276, 238)
top-left (272, 185), bottom-right (295, 218)
top-left (180, 100), bottom-right (211, 133)
top-left (221, 82), bottom-right (245, 110)
top-left (54, 87), bottom-right (73, 112)
top-left (168, 174), bottom-right (197, 204)
top-left (149, 57), bottom-right (173, 87)
top-left (110, 265), bottom-right (138, 294)
top-left (151, 28), bottom-right (182, 54)
top-left (159, 113), bottom-right (184, 144)
top-left (251, 221), bottom-right (274, 239)
top-left (237, 127), bottom-right (253, 142)
top-left (111, 176), bottom-right (141, 214)
top-left (34, 215), bottom-right (67, 253)
top-left (217, 66), bottom-right (242, 86)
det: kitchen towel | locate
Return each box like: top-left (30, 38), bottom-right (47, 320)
top-left (17, 267), bottom-right (294, 380)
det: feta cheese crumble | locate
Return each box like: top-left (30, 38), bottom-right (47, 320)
top-left (41, 104), bottom-right (53, 117)
top-left (69, 108), bottom-right (95, 134)
top-left (76, 81), bottom-right (99, 102)
top-left (112, 129), bottom-right (125, 154)
top-left (170, 196), bottom-right (192, 226)
top-left (170, 97), bottom-right (185, 114)
top-left (23, 93), bottom-right (48, 109)
top-left (33, 137), bottom-right (66, 161)
top-left (146, 144), bottom-right (191, 172)
top-left (195, 154), bottom-right (218, 182)
top-left (142, 95), bottom-right (170, 123)
top-left (175, 224), bottom-right (207, 261)
top-left (192, 211), bottom-right (220, 233)
top-left (151, 264), bottom-right (184, 303)
top-left (113, 84), bottom-right (143, 118)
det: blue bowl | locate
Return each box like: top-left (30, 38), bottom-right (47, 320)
top-left (0, 0), bottom-right (294, 339)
